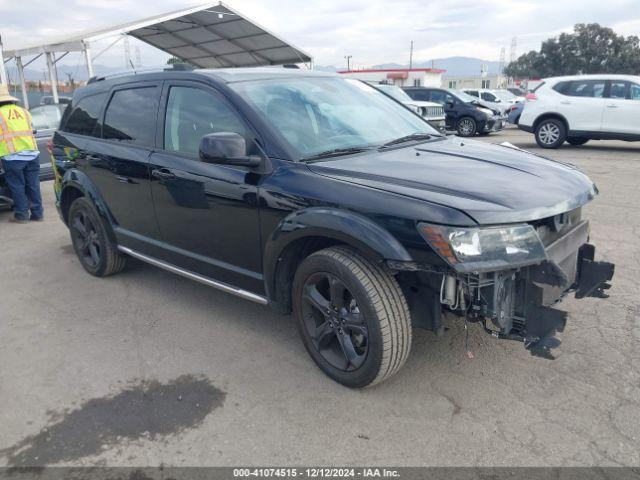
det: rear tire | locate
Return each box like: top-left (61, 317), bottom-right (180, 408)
top-left (567, 137), bottom-right (589, 146)
top-left (535, 118), bottom-right (566, 149)
top-left (68, 197), bottom-right (127, 277)
top-left (456, 117), bottom-right (477, 137)
top-left (292, 246), bottom-right (412, 388)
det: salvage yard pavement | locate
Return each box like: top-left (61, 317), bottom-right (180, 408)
top-left (0, 128), bottom-right (638, 467)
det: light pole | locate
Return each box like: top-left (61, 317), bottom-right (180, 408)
top-left (344, 55), bottom-right (352, 71)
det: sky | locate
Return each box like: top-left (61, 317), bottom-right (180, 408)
top-left (1, 0), bottom-right (639, 77)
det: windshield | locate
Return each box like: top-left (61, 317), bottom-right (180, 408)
top-left (230, 77), bottom-right (439, 159)
top-left (451, 90), bottom-right (479, 103)
top-left (492, 90), bottom-right (517, 101)
top-left (375, 84), bottom-right (413, 103)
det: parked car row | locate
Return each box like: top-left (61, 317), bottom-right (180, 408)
top-left (402, 87), bottom-right (507, 137)
top-left (371, 83), bottom-right (447, 132)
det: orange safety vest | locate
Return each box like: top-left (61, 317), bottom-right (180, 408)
top-left (0, 104), bottom-right (37, 157)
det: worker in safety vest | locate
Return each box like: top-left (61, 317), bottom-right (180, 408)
top-left (0, 84), bottom-right (43, 223)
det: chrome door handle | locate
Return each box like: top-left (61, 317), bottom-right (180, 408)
top-left (560, 101), bottom-right (571, 105)
top-left (606, 105), bottom-right (619, 108)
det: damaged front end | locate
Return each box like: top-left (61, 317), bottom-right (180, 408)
top-left (412, 209), bottom-right (614, 358)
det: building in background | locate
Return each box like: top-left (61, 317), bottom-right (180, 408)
top-left (442, 74), bottom-right (506, 90)
top-left (338, 68), bottom-right (445, 87)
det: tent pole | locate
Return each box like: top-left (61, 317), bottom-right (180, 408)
top-left (45, 51), bottom-right (59, 104)
top-left (16, 56), bottom-right (28, 109)
top-left (0, 36), bottom-right (8, 85)
top-left (83, 41), bottom-right (94, 78)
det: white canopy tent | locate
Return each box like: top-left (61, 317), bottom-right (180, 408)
top-left (0, 2), bottom-right (312, 108)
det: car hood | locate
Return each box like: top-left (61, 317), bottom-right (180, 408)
top-left (307, 137), bottom-right (597, 225)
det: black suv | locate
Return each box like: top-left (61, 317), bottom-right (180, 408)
top-left (51, 67), bottom-right (614, 387)
top-left (403, 87), bottom-right (504, 137)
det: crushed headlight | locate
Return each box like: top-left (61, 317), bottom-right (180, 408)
top-left (418, 223), bottom-right (547, 273)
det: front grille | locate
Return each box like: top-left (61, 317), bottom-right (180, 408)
top-left (423, 106), bottom-right (444, 119)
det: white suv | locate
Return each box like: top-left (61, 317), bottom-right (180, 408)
top-left (518, 74), bottom-right (640, 148)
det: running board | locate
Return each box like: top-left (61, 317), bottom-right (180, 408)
top-left (117, 246), bottom-right (269, 305)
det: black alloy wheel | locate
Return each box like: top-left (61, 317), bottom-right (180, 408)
top-left (68, 197), bottom-right (127, 277)
top-left (300, 272), bottom-right (368, 372)
top-left (71, 209), bottom-right (101, 269)
top-left (293, 246), bottom-right (412, 388)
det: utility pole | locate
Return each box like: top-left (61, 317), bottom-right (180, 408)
top-left (344, 55), bottom-right (352, 71)
top-left (409, 40), bottom-right (414, 69)
top-left (0, 35), bottom-right (8, 85)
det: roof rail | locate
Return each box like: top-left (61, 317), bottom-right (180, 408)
top-left (87, 63), bottom-right (195, 84)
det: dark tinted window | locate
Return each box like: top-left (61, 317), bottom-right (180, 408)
top-left (406, 89), bottom-right (430, 101)
top-left (62, 93), bottom-right (106, 136)
top-left (164, 86), bottom-right (247, 157)
top-left (552, 81), bottom-right (569, 94)
top-left (481, 92), bottom-right (497, 101)
top-left (466, 90), bottom-right (479, 97)
top-left (609, 81), bottom-right (640, 100)
top-left (564, 80), bottom-right (605, 98)
top-left (103, 87), bottom-right (158, 146)
top-left (428, 90), bottom-right (455, 105)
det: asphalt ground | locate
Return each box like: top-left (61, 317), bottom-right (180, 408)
top-left (0, 127), bottom-right (638, 467)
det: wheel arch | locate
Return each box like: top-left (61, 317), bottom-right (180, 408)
top-left (59, 170), bottom-right (116, 242)
top-left (533, 112), bottom-right (570, 133)
top-left (263, 207), bottom-right (413, 314)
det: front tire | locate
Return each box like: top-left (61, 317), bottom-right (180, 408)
top-left (293, 246), bottom-right (412, 388)
top-left (535, 118), bottom-right (566, 148)
top-left (456, 117), bottom-right (477, 137)
top-left (69, 197), bottom-right (127, 277)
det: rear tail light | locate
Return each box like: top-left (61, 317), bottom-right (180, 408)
top-left (525, 93), bottom-right (537, 101)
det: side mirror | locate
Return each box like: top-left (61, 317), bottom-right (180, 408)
top-left (199, 132), bottom-right (261, 167)
top-left (445, 100), bottom-right (455, 108)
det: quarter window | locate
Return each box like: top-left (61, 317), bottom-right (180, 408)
top-left (103, 87), bottom-right (158, 146)
top-left (164, 86), bottom-right (247, 157)
top-left (62, 93), bottom-right (106, 136)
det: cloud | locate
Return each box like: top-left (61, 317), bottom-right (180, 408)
top-left (1, 0), bottom-right (638, 75)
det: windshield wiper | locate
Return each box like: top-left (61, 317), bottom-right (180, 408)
top-left (301, 146), bottom-right (372, 162)
top-left (379, 133), bottom-right (436, 149)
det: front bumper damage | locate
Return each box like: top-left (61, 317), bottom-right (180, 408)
top-left (447, 220), bottom-right (614, 358)
top-left (398, 218), bottom-right (614, 359)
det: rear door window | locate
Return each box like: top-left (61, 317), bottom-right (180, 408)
top-left (102, 86), bottom-right (159, 146)
top-left (481, 92), bottom-right (497, 102)
top-left (564, 80), bottom-right (605, 98)
top-left (62, 93), bottom-right (107, 136)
